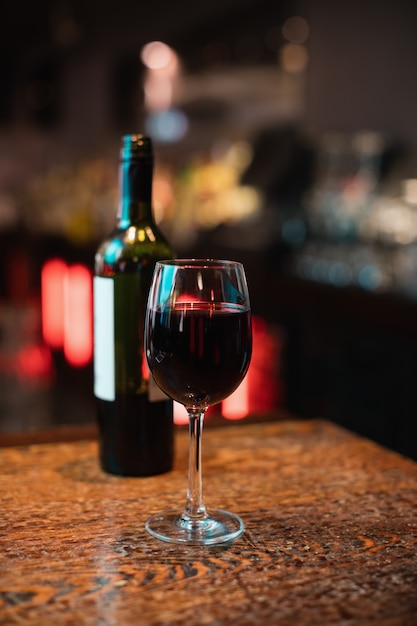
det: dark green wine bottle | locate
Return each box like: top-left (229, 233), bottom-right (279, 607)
top-left (94, 135), bottom-right (174, 476)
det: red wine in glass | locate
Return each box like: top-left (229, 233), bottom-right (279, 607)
top-left (145, 259), bottom-right (252, 545)
top-left (147, 302), bottom-right (251, 409)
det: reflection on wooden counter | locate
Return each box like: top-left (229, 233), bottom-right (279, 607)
top-left (1, 419), bottom-right (417, 625)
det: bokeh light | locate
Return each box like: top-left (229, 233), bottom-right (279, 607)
top-left (280, 43), bottom-right (309, 74)
top-left (282, 16), bottom-right (309, 44)
top-left (140, 41), bottom-right (178, 72)
top-left (145, 108), bottom-right (189, 143)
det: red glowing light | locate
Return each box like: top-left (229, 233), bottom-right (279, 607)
top-left (41, 259), bottom-right (93, 368)
top-left (41, 259), bottom-right (66, 348)
top-left (16, 344), bottom-right (53, 382)
top-left (174, 402), bottom-right (189, 425)
top-left (221, 316), bottom-right (283, 420)
top-left (142, 352), bottom-right (150, 380)
top-left (63, 264), bottom-right (93, 367)
top-left (248, 316), bottom-right (283, 413)
top-left (222, 374), bottom-right (249, 420)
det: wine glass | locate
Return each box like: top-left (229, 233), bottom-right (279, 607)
top-left (144, 259), bottom-right (252, 545)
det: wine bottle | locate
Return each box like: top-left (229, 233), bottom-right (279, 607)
top-left (93, 135), bottom-right (174, 476)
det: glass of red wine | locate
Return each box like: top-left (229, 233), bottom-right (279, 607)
top-left (144, 259), bottom-right (252, 545)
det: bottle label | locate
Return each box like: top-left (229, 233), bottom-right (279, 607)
top-left (94, 274), bottom-right (169, 403)
top-left (93, 276), bottom-right (115, 401)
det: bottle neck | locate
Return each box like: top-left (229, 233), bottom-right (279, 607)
top-left (117, 157), bottom-right (153, 227)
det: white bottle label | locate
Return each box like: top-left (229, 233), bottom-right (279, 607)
top-left (93, 276), bottom-right (115, 401)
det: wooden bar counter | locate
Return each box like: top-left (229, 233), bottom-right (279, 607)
top-left (1, 418), bottom-right (417, 625)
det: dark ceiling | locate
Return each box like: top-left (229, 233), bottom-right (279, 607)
top-left (0, 0), bottom-right (295, 65)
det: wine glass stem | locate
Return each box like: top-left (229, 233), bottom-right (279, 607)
top-left (185, 409), bottom-right (207, 519)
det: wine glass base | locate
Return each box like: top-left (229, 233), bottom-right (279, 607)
top-left (145, 508), bottom-right (245, 546)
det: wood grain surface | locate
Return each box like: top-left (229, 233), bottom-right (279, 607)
top-left (0, 419), bottom-right (416, 625)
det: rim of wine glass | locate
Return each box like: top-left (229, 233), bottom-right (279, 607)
top-left (156, 259), bottom-right (243, 269)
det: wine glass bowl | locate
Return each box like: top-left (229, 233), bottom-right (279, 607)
top-left (145, 259), bottom-right (252, 545)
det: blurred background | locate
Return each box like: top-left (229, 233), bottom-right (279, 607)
top-left (1, 0), bottom-right (417, 458)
